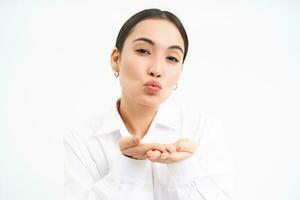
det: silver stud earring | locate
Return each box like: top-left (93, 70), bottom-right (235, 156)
top-left (173, 83), bottom-right (178, 90)
top-left (114, 71), bottom-right (119, 78)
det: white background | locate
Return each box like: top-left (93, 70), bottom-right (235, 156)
top-left (0, 0), bottom-right (299, 199)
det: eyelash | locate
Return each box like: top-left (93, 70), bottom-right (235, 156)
top-left (136, 48), bottom-right (150, 55)
top-left (135, 49), bottom-right (180, 63)
top-left (166, 56), bottom-right (179, 63)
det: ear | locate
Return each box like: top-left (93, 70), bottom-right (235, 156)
top-left (110, 47), bottom-right (120, 72)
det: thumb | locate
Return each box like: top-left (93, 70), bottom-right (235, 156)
top-left (119, 136), bottom-right (140, 151)
top-left (175, 138), bottom-right (196, 153)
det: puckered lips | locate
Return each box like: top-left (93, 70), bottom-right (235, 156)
top-left (144, 80), bottom-right (162, 94)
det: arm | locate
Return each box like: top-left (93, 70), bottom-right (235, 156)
top-left (64, 133), bottom-right (150, 200)
top-left (167, 117), bottom-right (233, 200)
top-left (146, 117), bottom-right (233, 200)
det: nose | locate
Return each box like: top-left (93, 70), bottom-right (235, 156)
top-left (150, 71), bottom-right (161, 78)
top-left (148, 59), bottom-right (163, 78)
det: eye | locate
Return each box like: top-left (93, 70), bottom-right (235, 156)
top-left (135, 48), bottom-right (151, 55)
top-left (166, 56), bottom-right (179, 63)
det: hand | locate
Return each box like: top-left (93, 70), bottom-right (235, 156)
top-left (146, 138), bottom-right (196, 164)
top-left (119, 136), bottom-right (166, 160)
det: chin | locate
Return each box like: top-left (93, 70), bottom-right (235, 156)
top-left (138, 97), bottom-right (161, 107)
top-left (139, 93), bottom-right (171, 107)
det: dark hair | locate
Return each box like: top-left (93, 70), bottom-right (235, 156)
top-left (115, 8), bottom-right (189, 64)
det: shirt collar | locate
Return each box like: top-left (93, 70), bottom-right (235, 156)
top-left (95, 97), bottom-right (181, 136)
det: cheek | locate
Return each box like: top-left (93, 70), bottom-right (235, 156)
top-left (165, 70), bottom-right (181, 86)
top-left (120, 54), bottom-right (146, 81)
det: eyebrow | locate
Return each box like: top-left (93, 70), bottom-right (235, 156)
top-left (132, 37), bottom-right (184, 54)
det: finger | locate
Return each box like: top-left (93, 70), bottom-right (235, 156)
top-left (119, 136), bottom-right (140, 151)
top-left (176, 139), bottom-right (195, 153)
top-left (122, 146), bottom-right (146, 160)
top-left (176, 145), bottom-right (181, 152)
top-left (149, 150), bottom-right (161, 160)
top-left (165, 144), bottom-right (176, 153)
top-left (146, 150), bottom-right (161, 160)
top-left (160, 151), bottom-right (170, 160)
top-left (165, 151), bottom-right (191, 163)
top-left (150, 151), bottom-right (171, 163)
top-left (181, 143), bottom-right (195, 153)
top-left (146, 150), bottom-right (154, 159)
top-left (146, 143), bottom-right (166, 152)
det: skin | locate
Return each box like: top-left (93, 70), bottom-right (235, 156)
top-left (111, 19), bottom-right (195, 163)
top-left (119, 136), bottom-right (196, 163)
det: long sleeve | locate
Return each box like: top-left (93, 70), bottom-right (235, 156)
top-left (64, 133), bottom-right (151, 200)
top-left (166, 116), bottom-right (234, 200)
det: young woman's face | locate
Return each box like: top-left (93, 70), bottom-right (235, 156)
top-left (112, 19), bottom-right (185, 107)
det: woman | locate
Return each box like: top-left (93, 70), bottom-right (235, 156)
top-left (64, 8), bottom-right (232, 200)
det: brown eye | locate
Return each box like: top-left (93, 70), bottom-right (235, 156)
top-left (136, 49), bottom-right (151, 55)
top-left (167, 56), bottom-right (179, 63)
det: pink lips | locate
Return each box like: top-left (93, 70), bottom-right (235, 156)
top-left (145, 80), bottom-right (162, 89)
top-left (144, 80), bottom-right (162, 94)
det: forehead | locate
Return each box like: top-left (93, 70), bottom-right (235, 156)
top-left (125, 19), bottom-right (184, 49)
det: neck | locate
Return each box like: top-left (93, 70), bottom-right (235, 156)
top-left (117, 96), bottom-right (158, 138)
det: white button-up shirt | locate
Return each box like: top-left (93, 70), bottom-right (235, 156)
top-left (64, 97), bottom-right (233, 200)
